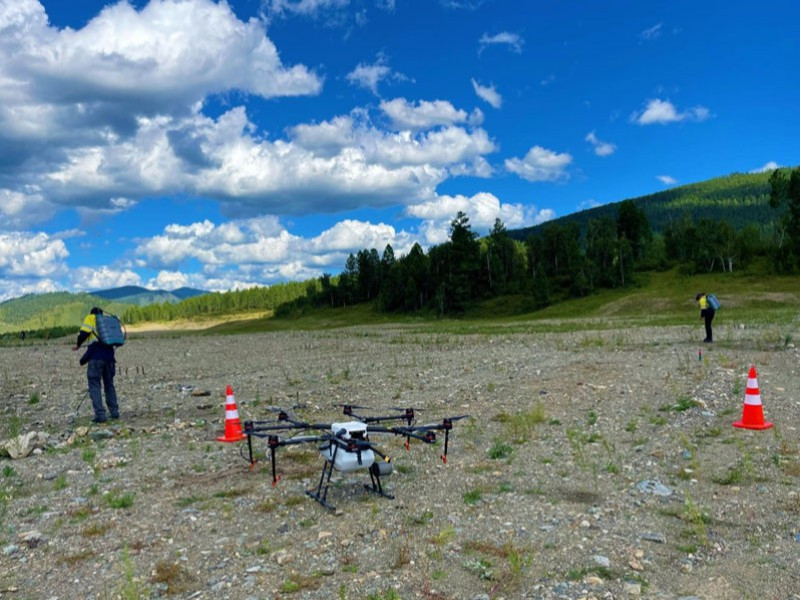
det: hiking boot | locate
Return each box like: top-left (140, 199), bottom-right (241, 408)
top-left (110, 414), bottom-right (120, 420)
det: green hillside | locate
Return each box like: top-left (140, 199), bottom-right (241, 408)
top-left (0, 292), bottom-right (134, 334)
top-left (509, 171), bottom-right (778, 240)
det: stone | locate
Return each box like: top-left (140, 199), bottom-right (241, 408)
top-left (592, 555), bottom-right (610, 567)
top-left (3, 431), bottom-right (49, 459)
top-left (635, 480), bottom-right (673, 497)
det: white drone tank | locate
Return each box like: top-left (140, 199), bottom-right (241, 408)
top-left (322, 421), bottom-right (375, 472)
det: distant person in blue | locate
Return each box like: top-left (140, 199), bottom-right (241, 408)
top-left (695, 293), bottom-right (715, 343)
top-left (72, 307), bottom-right (119, 423)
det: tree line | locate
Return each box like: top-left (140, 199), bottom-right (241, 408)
top-left (122, 280), bottom-right (317, 324)
top-left (118, 166), bottom-right (800, 324)
top-left (281, 167), bottom-right (800, 316)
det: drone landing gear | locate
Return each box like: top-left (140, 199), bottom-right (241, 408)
top-left (306, 457), bottom-right (337, 511)
top-left (306, 459), bottom-right (394, 511)
top-left (365, 461), bottom-right (394, 501)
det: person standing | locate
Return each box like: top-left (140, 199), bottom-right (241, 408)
top-left (695, 293), bottom-right (715, 343)
top-left (73, 307), bottom-right (119, 423)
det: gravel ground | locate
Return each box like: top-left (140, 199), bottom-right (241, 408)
top-left (1, 320), bottom-right (800, 600)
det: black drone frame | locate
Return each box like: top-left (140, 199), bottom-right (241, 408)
top-left (241, 404), bottom-right (467, 510)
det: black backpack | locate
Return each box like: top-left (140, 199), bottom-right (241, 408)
top-left (95, 313), bottom-right (126, 347)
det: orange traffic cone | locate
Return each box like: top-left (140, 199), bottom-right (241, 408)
top-left (217, 385), bottom-right (247, 442)
top-left (733, 366), bottom-right (773, 430)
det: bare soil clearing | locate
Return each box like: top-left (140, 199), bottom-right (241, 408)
top-left (1, 321), bottom-right (800, 600)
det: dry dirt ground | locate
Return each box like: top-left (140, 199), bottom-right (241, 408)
top-left (1, 320), bottom-right (800, 600)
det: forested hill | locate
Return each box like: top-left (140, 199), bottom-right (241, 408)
top-left (0, 292), bottom-right (133, 334)
top-left (509, 171), bottom-right (776, 241)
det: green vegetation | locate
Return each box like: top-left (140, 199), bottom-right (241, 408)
top-left (513, 170), bottom-right (776, 239)
top-left (3, 167), bottom-right (800, 337)
top-left (0, 291), bottom-right (130, 335)
top-left (488, 439), bottom-right (513, 460)
top-left (105, 491), bottom-right (135, 509)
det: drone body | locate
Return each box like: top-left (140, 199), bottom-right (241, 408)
top-left (323, 421), bottom-right (375, 472)
top-left (239, 404), bottom-right (468, 511)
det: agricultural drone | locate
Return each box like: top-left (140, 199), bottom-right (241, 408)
top-left (241, 404), bottom-right (469, 510)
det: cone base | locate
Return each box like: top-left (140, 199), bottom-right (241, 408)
top-left (733, 420), bottom-right (773, 430)
top-left (217, 433), bottom-right (247, 442)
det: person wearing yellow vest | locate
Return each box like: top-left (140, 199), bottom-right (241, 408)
top-left (695, 292), bottom-right (715, 343)
top-left (72, 307), bottom-right (119, 423)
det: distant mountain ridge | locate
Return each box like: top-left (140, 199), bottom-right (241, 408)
top-left (91, 285), bottom-right (208, 306)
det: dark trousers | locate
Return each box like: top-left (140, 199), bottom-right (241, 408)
top-left (88, 359), bottom-right (119, 420)
top-left (701, 308), bottom-right (715, 342)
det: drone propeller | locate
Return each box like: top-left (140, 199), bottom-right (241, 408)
top-left (397, 414), bottom-right (471, 463)
top-left (333, 403), bottom-right (371, 411)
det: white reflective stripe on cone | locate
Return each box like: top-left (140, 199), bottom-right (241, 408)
top-left (743, 396), bottom-right (762, 406)
top-left (226, 410), bottom-right (240, 419)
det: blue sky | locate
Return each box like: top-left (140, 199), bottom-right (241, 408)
top-left (1, 0), bottom-right (798, 301)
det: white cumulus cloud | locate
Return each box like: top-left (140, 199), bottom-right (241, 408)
top-left (0, 231), bottom-right (68, 277)
top-left (505, 146), bottom-right (572, 182)
top-left (134, 215), bottom-right (417, 284)
top-left (406, 192), bottom-right (547, 245)
top-left (657, 175), bottom-right (678, 185)
top-left (631, 99), bottom-right (710, 125)
top-left (380, 98), bottom-right (470, 130)
top-left (70, 266), bottom-right (142, 291)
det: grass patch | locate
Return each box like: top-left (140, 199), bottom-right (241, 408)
top-left (82, 522), bottom-right (111, 537)
top-left (150, 561), bottom-right (196, 595)
top-left (463, 489), bottom-right (483, 505)
top-left (659, 396), bottom-right (701, 412)
top-left (366, 590), bottom-right (402, 600)
top-left (495, 404), bottom-right (547, 443)
top-left (176, 495), bottom-right (204, 507)
top-left (408, 510), bottom-right (434, 526)
top-left (429, 526), bottom-right (456, 548)
top-left (105, 491), bottom-right (135, 509)
top-left (212, 487), bottom-right (248, 499)
top-left (488, 439), bottom-right (513, 460)
top-left (279, 572), bottom-right (322, 593)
